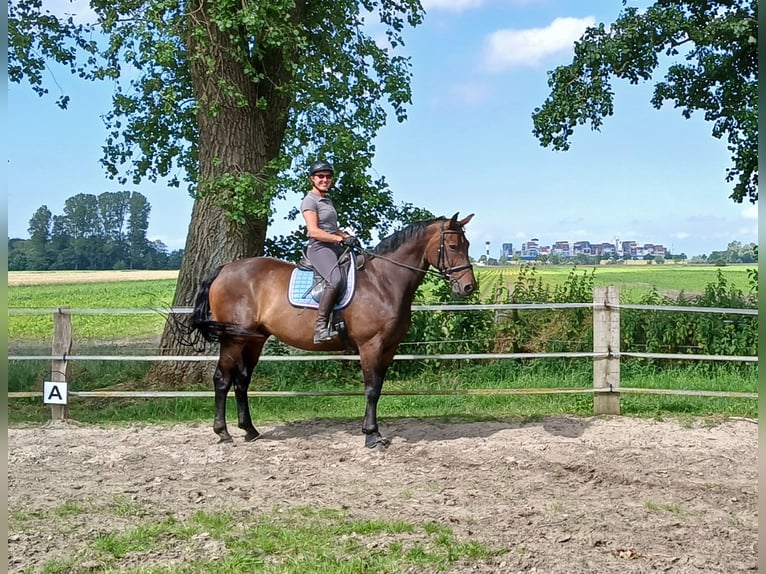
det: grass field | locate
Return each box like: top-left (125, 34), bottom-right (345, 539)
top-left (8, 279), bottom-right (178, 341)
top-left (8, 264), bottom-right (755, 342)
top-left (8, 265), bottom-right (757, 423)
top-left (474, 263), bottom-right (755, 302)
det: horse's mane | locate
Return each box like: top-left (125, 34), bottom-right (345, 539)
top-left (372, 217), bottom-right (446, 256)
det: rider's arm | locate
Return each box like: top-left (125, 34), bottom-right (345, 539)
top-left (302, 210), bottom-right (344, 244)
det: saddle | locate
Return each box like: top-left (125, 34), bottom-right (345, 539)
top-left (287, 250), bottom-right (364, 310)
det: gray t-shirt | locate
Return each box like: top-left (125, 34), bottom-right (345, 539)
top-left (300, 192), bottom-right (339, 234)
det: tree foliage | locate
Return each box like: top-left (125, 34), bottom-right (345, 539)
top-left (532, 0), bottom-right (757, 204)
top-left (8, 0), bottom-right (101, 109)
top-left (9, 0), bottom-right (431, 382)
top-left (8, 0), bottom-right (428, 257)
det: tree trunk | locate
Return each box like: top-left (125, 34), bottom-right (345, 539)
top-left (147, 195), bottom-right (266, 387)
top-left (146, 0), bottom-right (293, 387)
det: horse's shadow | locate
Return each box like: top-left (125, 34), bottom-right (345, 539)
top-left (253, 415), bottom-right (591, 444)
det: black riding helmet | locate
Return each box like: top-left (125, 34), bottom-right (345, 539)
top-left (308, 160), bottom-right (334, 176)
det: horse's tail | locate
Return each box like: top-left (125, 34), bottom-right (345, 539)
top-left (188, 265), bottom-right (223, 343)
top-left (166, 265), bottom-right (223, 351)
top-left (187, 264), bottom-right (267, 344)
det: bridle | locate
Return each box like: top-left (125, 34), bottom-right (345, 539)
top-left (361, 220), bottom-right (474, 286)
top-left (435, 220), bottom-right (474, 283)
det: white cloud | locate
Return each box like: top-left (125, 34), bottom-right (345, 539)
top-left (741, 205), bottom-right (758, 220)
top-left (421, 0), bottom-right (485, 13)
top-left (483, 16), bottom-right (596, 72)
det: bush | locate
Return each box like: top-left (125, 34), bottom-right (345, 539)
top-left (396, 265), bottom-right (756, 378)
top-left (621, 269), bottom-right (757, 359)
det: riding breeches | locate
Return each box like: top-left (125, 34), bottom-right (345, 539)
top-left (307, 239), bottom-right (345, 291)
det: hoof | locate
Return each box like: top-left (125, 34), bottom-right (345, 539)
top-left (244, 429), bottom-right (261, 442)
top-left (216, 429), bottom-right (233, 443)
top-left (364, 433), bottom-right (390, 449)
top-left (218, 436), bottom-right (233, 444)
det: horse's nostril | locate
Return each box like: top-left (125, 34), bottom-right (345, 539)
top-left (464, 284), bottom-right (475, 295)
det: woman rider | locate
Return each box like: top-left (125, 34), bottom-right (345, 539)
top-left (300, 160), bottom-right (360, 343)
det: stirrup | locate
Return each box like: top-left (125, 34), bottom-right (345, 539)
top-left (313, 328), bottom-right (336, 343)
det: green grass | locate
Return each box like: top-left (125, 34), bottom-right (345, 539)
top-left (9, 280), bottom-right (177, 341)
top-left (15, 506), bottom-right (501, 574)
top-left (8, 266), bottom-right (754, 340)
top-left (7, 269), bottom-right (758, 426)
top-left (474, 263), bottom-right (754, 302)
top-left (9, 360), bottom-right (757, 425)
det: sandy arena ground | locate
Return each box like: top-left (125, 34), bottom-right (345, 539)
top-left (7, 416), bottom-right (757, 573)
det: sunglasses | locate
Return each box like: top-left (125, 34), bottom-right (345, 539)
top-left (313, 173), bottom-right (333, 180)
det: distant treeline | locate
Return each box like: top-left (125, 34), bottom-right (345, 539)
top-left (8, 191), bottom-right (184, 271)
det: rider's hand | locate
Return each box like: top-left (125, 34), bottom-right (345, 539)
top-left (341, 236), bottom-right (361, 249)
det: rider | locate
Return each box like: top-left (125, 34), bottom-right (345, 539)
top-left (300, 160), bottom-right (360, 343)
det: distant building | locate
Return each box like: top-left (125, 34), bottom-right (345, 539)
top-left (551, 241), bottom-right (570, 257)
top-left (573, 241), bottom-right (592, 256)
top-left (643, 243), bottom-right (667, 256)
top-left (501, 236), bottom-right (667, 261)
top-left (621, 241), bottom-right (638, 259)
top-left (594, 242), bottom-right (616, 257)
top-left (521, 238), bottom-right (539, 260)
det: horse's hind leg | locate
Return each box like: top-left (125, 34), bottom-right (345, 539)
top-left (213, 351), bottom-right (236, 443)
top-left (233, 339), bottom-right (265, 442)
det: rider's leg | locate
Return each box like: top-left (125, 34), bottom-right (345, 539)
top-left (308, 241), bottom-right (344, 343)
top-left (314, 285), bottom-right (338, 343)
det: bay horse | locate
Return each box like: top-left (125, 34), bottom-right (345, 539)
top-left (187, 213), bottom-right (476, 448)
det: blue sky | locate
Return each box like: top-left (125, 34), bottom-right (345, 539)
top-left (8, 0), bottom-right (757, 260)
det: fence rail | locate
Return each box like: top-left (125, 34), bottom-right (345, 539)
top-left (9, 287), bottom-right (758, 421)
top-left (7, 303), bottom-right (758, 315)
top-left (8, 352), bottom-right (606, 362)
top-left (7, 387), bottom-right (756, 399)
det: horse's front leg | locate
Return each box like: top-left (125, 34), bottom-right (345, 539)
top-left (360, 349), bottom-right (394, 449)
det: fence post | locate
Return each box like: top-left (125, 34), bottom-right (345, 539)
top-left (50, 307), bottom-right (73, 421)
top-left (593, 286), bottom-right (620, 415)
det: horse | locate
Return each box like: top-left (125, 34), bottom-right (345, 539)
top-left (186, 212), bottom-right (477, 448)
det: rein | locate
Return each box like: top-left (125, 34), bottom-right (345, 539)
top-left (362, 250), bottom-right (445, 278)
top-left (360, 222), bottom-right (473, 285)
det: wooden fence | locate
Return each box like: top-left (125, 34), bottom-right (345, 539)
top-left (8, 287), bottom-right (758, 420)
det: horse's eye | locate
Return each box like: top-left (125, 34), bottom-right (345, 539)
top-left (448, 243), bottom-right (458, 251)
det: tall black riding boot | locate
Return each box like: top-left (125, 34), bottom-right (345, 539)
top-left (314, 286), bottom-right (338, 343)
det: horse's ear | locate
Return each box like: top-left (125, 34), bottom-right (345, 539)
top-left (458, 213), bottom-right (475, 227)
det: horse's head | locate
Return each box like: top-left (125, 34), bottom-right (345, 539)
top-left (429, 213), bottom-right (477, 297)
